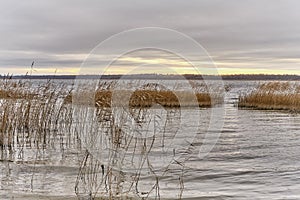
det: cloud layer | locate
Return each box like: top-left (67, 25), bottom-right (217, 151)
top-left (0, 0), bottom-right (299, 74)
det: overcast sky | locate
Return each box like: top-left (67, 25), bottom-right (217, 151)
top-left (0, 0), bottom-right (299, 75)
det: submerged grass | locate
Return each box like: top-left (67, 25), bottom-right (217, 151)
top-left (0, 78), bottom-right (219, 199)
top-left (0, 78), bottom-right (72, 151)
top-left (239, 82), bottom-right (300, 112)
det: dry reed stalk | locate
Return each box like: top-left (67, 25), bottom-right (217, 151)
top-left (68, 89), bottom-right (219, 108)
top-left (0, 78), bottom-right (73, 154)
top-left (74, 83), bottom-right (187, 199)
top-left (0, 78), bottom-right (214, 199)
top-left (239, 82), bottom-right (300, 112)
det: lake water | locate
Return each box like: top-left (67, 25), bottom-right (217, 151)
top-left (0, 80), bottom-right (299, 199)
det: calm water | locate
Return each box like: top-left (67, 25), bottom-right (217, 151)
top-left (0, 81), bottom-right (299, 199)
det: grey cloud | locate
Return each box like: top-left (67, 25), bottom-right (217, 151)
top-left (0, 0), bottom-right (300, 74)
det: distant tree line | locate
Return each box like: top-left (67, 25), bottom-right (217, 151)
top-left (2, 74), bottom-right (300, 81)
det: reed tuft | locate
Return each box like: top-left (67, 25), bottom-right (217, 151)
top-left (238, 82), bottom-right (300, 112)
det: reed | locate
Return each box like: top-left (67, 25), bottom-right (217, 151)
top-left (72, 81), bottom-right (211, 199)
top-left (0, 78), bottom-right (221, 199)
top-left (239, 82), bottom-right (300, 112)
top-left (67, 89), bottom-right (221, 108)
top-left (74, 99), bottom-right (185, 199)
top-left (0, 78), bottom-right (72, 151)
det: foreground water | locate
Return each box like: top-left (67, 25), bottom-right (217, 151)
top-left (0, 81), bottom-right (299, 199)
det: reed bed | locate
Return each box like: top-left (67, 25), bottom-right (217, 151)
top-left (0, 80), bottom-right (35, 99)
top-left (74, 103), bottom-right (186, 199)
top-left (239, 82), bottom-right (300, 112)
top-left (0, 78), bottom-right (73, 156)
top-left (0, 78), bottom-right (221, 199)
top-left (67, 89), bottom-right (217, 108)
top-left (73, 82), bottom-right (192, 199)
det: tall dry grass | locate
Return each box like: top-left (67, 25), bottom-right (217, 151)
top-left (67, 89), bottom-right (216, 108)
top-left (0, 78), bottom-right (73, 154)
top-left (72, 81), bottom-right (211, 199)
top-left (0, 78), bottom-right (221, 199)
top-left (67, 83), bottom-right (223, 108)
top-left (239, 82), bottom-right (300, 112)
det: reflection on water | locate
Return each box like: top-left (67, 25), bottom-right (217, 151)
top-left (1, 81), bottom-right (300, 199)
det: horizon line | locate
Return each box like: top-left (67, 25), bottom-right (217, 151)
top-left (2, 73), bottom-right (300, 77)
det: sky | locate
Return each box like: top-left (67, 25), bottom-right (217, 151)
top-left (0, 0), bottom-right (299, 75)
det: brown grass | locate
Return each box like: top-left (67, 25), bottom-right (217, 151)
top-left (67, 89), bottom-right (220, 108)
top-left (0, 79), bottom-right (72, 149)
top-left (239, 82), bottom-right (300, 112)
top-left (0, 78), bottom-right (221, 199)
top-left (0, 90), bottom-right (36, 99)
top-left (0, 79), bottom-right (219, 149)
top-left (0, 81), bottom-right (36, 100)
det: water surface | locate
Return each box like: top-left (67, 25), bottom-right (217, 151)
top-left (0, 81), bottom-right (299, 199)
